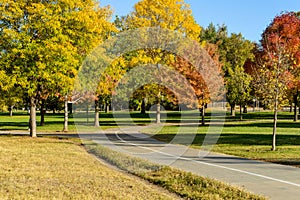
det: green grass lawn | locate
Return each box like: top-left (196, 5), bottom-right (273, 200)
top-left (0, 136), bottom-right (177, 199)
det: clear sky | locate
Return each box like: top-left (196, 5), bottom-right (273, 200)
top-left (100, 0), bottom-right (300, 42)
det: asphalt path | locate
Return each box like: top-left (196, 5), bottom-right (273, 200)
top-left (77, 127), bottom-right (300, 200)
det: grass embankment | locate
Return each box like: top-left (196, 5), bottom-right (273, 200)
top-left (144, 111), bottom-right (300, 167)
top-left (0, 136), bottom-right (176, 199)
top-left (85, 142), bottom-right (265, 200)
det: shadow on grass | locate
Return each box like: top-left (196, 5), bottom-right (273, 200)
top-left (153, 133), bottom-right (300, 146)
top-left (227, 112), bottom-right (295, 121)
top-left (223, 121), bottom-right (300, 129)
top-left (269, 160), bottom-right (300, 167)
top-left (0, 122), bottom-right (29, 130)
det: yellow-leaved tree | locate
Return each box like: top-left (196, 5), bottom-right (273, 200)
top-left (107, 0), bottom-right (204, 123)
top-left (128, 0), bottom-right (201, 40)
top-left (0, 0), bottom-right (116, 136)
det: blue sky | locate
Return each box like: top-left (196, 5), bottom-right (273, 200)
top-left (100, 0), bottom-right (300, 42)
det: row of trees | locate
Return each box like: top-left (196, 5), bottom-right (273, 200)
top-left (0, 0), bottom-right (117, 136)
top-left (201, 12), bottom-right (300, 150)
top-left (0, 0), bottom-right (299, 151)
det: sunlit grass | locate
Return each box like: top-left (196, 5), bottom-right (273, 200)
top-left (0, 136), bottom-right (176, 199)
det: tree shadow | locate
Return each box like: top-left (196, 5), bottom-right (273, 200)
top-left (227, 112), bottom-right (294, 121)
top-left (153, 133), bottom-right (300, 146)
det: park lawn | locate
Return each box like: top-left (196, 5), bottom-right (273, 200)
top-left (0, 136), bottom-right (176, 200)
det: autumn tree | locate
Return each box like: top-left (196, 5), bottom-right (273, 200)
top-left (117, 0), bottom-right (203, 123)
top-left (0, 0), bottom-right (115, 135)
top-left (254, 13), bottom-right (299, 151)
top-left (261, 12), bottom-right (300, 122)
top-left (254, 44), bottom-right (291, 151)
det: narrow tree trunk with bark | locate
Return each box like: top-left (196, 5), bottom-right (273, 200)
top-left (9, 105), bottom-right (13, 117)
top-left (156, 100), bottom-right (161, 124)
top-left (29, 97), bottom-right (37, 137)
top-left (63, 95), bottom-right (68, 132)
top-left (200, 105), bottom-right (205, 126)
top-left (94, 100), bottom-right (100, 127)
top-left (272, 109), bottom-right (278, 151)
top-left (239, 104), bottom-right (243, 121)
top-left (230, 104), bottom-right (235, 117)
top-left (105, 104), bottom-right (110, 113)
top-left (141, 98), bottom-right (146, 114)
top-left (294, 93), bottom-right (298, 122)
top-left (40, 99), bottom-right (45, 126)
top-left (272, 91), bottom-right (279, 151)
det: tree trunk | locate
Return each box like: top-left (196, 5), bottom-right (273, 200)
top-left (141, 98), bottom-right (146, 114)
top-left (156, 101), bottom-right (161, 124)
top-left (40, 99), bottom-right (45, 126)
top-left (200, 105), bottom-right (205, 126)
top-left (272, 109), bottom-right (278, 151)
top-left (230, 105), bottom-right (235, 117)
top-left (29, 97), bottom-right (37, 137)
top-left (63, 95), bottom-right (68, 132)
top-left (105, 104), bottom-right (110, 113)
top-left (9, 105), bottom-right (13, 117)
top-left (94, 100), bottom-right (100, 127)
top-left (272, 91), bottom-right (279, 151)
top-left (239, 104), bottom-right (243, 121)
top-left (294, 93), bottom-right (298, 122)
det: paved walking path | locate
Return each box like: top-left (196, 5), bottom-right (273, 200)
top-left (77, 127), bottom-right (300, 200)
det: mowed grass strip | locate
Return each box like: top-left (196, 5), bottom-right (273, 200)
top-left (85, 142), bottom-right (265, 200)
top-left (0, 136), bottom-right (176, 200)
